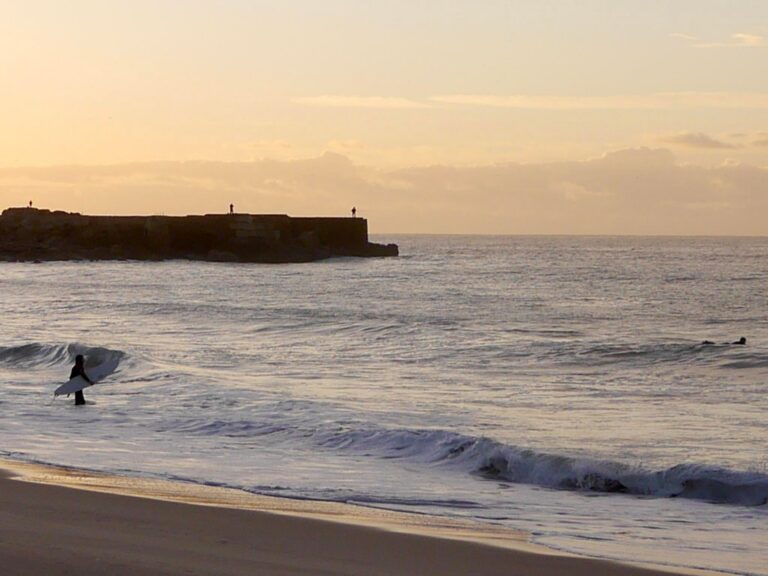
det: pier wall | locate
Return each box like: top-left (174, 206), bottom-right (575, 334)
top-left (0, 208), bottom-right (396, 262)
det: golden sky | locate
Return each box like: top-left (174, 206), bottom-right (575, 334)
top-left (1, 1), bottom-right (766, 234)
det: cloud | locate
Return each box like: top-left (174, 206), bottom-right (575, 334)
top-left (722, 132), bottom-right (768, 147)
top-left (291, 93), bottom-right (768, 112)
top-left (659, 132), bottom-right (736, 149)
top-left (291, 96), bottom-right (430, 109)
top-left (669, 32), bottom-right (698, 41)
top-left (694, 33), bottom-right (766, 48)
top-left (727, 132), bottom-right (768, 147)
top-left (733, 33), bottom-right (765, 46)
top-left (430, 94), bottom-right (659, 110)
top-left (1, 149), bottom-right (766, 235)
top-left (430, 92), bottom-right (768, 110)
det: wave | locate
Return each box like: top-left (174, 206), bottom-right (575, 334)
top-left (0, 342), bottom-right (126, 370)
top-left (720, 353), bottom-right (768, 369)
top-left (543, 341), bottom-right (766, 370)
top-left (159, 417), bottom-right (768, 507)
top-left (157, 419), bottom-right (288, 437)
top-left (578, 342), bottom-right (716, 365)
top-left (333, 429), bottom-right (768, 506)
top-left (317, 428), bottom-right (768, 505)
top-left (503, 327), bottom-right (584, 338)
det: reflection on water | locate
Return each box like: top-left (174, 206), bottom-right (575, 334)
top-left (1, 235), bottom-right (767, 575)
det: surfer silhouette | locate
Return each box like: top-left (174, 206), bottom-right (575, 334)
top-left (69, 354), bottom-right (92, 406)
top-left (700, 337), bottom-right (746, 346)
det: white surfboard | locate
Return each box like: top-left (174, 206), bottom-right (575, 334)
top-left (54, 357), bottom-right (120, 397)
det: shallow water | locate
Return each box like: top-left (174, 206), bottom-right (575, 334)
top-left (1, 235), bottom-right (767, 575)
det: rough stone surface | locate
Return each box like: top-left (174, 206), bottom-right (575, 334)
top-left (0, 208), bottom-right (398, 263)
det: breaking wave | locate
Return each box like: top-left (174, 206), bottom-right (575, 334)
top-left (160, 418), bottom-right (768, 507)
top-left (0, 342), bottom-right (126, 370)
top-left (321, 428), bottom-right (768, 506)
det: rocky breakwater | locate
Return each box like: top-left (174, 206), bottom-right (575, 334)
top-left (0, 208), bottom-right (398, 263)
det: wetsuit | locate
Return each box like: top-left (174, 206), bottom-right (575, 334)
top-left (70, 364), bottom-right (92, 405)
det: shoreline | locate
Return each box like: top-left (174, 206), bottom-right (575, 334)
top-left (1, 457), bottom-right (718, 576)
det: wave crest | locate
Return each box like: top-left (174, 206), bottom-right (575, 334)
top-left (543, 341), bottom-right (767, 370)
top-left (0, 342), bottom-right (126, 369)
top-left (158, 418), bottom-right (768, 507)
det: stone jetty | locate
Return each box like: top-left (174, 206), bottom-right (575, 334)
top-left (0, 208), bottom-right (398, 263)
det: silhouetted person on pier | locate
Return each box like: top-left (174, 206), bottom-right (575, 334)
top-left (28, 200), bottom-right (32, 208)
top-left (351, 206), bottom-right (357, 217)
top-left (69, 354), bottom-right (92, 406)
top-left (229, 203), bottom-right (234, 215)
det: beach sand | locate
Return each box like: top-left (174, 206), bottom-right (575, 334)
top-left (0, 459), bottom-right (713, 576)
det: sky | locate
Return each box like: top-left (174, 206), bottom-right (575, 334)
top-left (1, 0), bottom-right (766, 234)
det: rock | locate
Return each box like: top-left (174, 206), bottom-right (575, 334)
top-left (0, 208), bottom-right (399, 263)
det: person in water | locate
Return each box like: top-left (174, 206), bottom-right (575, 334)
top-left (70, 354), bottom-right (92, 406)
top-left (701, 337), bottom-right (747, 346)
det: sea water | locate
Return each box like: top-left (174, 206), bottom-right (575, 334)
top-left (1, 235), bottom-right (766, 575)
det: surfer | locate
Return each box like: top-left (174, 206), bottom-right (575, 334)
top-left (700, 337), bottom-right (746, 346)
top-left (69, 354), bottom-right (92, 406)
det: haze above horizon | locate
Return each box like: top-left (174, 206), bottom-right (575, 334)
top-left (1, 1), bottom-right (766, 235)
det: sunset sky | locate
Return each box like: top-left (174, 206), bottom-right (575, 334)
top-left (1, 0), bottom-right (766, 234)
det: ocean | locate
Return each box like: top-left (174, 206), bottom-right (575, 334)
top-left (1, 235), bottom-right (766, 575)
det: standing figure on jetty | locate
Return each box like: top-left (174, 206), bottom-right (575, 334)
top-left (69, 355), bottom-right (92, 406)
top-left (351, 206), bottom-right (357, 217)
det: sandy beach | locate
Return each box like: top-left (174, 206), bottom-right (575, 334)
top-left (0, 459), bottom-right (714, 576)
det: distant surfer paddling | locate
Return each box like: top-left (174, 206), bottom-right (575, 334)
top-left (701, 336), bottom-right (747, 346)
top-left (69, 354), bottom-right (92, 406)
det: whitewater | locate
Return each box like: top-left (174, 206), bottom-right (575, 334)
top-left (1, 235), bottom-right (766, 575)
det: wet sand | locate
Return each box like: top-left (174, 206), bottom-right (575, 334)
top-left (0, 459), bottom-right (713, 576)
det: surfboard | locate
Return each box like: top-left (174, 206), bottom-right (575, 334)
top-left (54, 357), bottom-right (120, 397)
